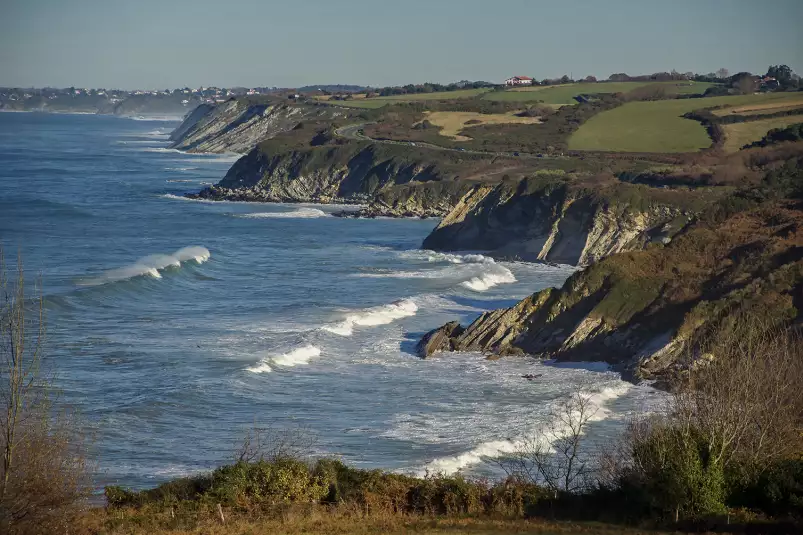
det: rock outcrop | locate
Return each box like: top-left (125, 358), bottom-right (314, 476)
top-left (422, 178), bottom-right (706, 266)
top-left (169, 99), bottom-right (345, 154)
top-left (191, 127), bottom-right (492, 216)
top-left (419, 196), bottom-right (803, 381)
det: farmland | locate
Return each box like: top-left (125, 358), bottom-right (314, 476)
top-left (568, 92), bottom-right (803, 152)
top-left (722, 116), bottom-right (803, 152)
top-left (317, 88), bottom-right (491, 108)
top-left (417, 110), bottom-right (542, 140)
top-left (483, 81), bottom-right (716, 105)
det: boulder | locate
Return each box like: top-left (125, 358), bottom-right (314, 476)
top-left (416, 321), bottom-right (464, 358)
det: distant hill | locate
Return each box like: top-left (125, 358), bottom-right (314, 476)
top-left (297, 84), bottom-right (367, 93)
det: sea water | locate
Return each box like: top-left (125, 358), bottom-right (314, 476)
top-left (0, 112), bottom-right (661, 489)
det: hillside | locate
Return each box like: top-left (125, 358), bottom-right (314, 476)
top-left (418, 153), bottom-right (803, 383)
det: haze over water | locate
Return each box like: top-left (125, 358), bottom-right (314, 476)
top-left (0, 112), bottom-right (659, 489)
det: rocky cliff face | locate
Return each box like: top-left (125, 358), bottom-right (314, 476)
top-left (169, 99), bottom-right (345, 154)
top-left (422, 178), bottom-right (701, 266)
top-left (192, 128), bottom-right (492, 216)
top-left (418, 197), bottom-right (803, 382)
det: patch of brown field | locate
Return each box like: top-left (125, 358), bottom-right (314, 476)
top-left (722, 116), bottom-right (803, 152)
top-left (74, 506), bottom-right (676, 535)
top-left (418, 111), bottom-right (542, 141)
top-left (712, 96), bottom-right (803, 116)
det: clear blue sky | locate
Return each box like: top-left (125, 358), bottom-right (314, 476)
top-left (1, 0), bottom-right (801, 89)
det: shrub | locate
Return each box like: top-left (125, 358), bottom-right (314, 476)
top-left (207, 458), bottom-right (329, 509)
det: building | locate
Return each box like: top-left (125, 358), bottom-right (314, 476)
top-left (505, 76), bottom-right (533, 86)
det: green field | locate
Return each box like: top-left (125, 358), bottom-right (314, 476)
top-left (483, 81), bottom-right (716, 105)
top-left (723, 116), bottom-right (803, 152)
top-left (323, 88), bottom-right (492, 108)
top-left (569, 92), bottom-right (803, 153)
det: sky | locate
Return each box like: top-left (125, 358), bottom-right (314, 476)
top-left (1, 0), bottom-right (802, 89)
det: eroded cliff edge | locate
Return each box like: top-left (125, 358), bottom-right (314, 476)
top-left (422, 176), bottom-right (711, 266)
top-left (418, 158), bottom-right (803, 383)
top-left (169, 99), bottom-right (346, 154)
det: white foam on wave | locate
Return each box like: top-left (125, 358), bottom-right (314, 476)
top-left (166, 179), bottom-right (198, 183)
top-left (246, 345), bottom-right (322, 373)
top-left (461, 266), bottom-right (516, 291)
top-left (81, 246), bottom-right (210, 286)
top-left (241, 208), bottom-right (328, 219)
top-left (143, 147), bottom-right (185, 154)
top-left (417, 384), bottom-right (631, 476)
top-left (322, 299), bottom-right (418, 336)
top-left (165, 167), bottom-right (198, 172)
top-left (425, 252), bottom-right (495, 265)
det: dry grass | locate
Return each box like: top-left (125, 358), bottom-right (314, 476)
top-left (711, 95), bottom-right (803, 116)
top-left (418, 111), bottom-right (542, 141)
top-left (722, 116), bottom-right (803, 152)
top-left (76, 506), bottom-right (676, 535)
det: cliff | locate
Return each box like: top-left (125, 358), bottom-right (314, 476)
top-left (191, 124), bottom-right (506, 216)
top-left (418, 159), bottom-right (803, 382)
top-left (169, 99), bottom-right (346, 154)
top-left (421, 176), bottom-right (720, 266)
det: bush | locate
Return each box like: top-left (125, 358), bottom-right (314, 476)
top-left (207, 458), bottom-right (329, 509)
top-left (626, 422), bottom-right (727, 518)
top-left (728, 459), bottom-right (803, 518)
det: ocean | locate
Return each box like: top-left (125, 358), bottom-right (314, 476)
top-left (0, 112), bottom-right (660, 490)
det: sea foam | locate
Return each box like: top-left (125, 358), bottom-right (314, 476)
top-left (322, 298), bottom-right (418, 336)
top-left (417, 384), bottom-right (631, 476)
top-left (241, 208), bottom-right (328, 219)
top-left (81, 246), bottom-right (210, 286)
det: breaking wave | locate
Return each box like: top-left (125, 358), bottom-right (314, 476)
top-left (246, 345), bottom-right (322, 373)
top-left (322, 299), bottom-right (418, 336)
top-left (425, 252), bottom-right (495, 265)
top-left (461, 266), bottom-right (516, 291)
top-left (417, 384), bottom-right (631, 475)
top-left (81, 246), bottom-right (210, 286)
top-left (241, 208), bottom-right (328, 219)
top-left (165, 167), bottom-right (198, 172)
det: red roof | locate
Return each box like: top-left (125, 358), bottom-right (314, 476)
top-left (513, 76), bottom-right (532, 80)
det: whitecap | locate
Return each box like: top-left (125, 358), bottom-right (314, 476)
top-left (246, 345), bottom-right (322, 373)
top-left (80, 246), bottom-right (210, 286)
top-left (322, 299), bottom-right (418, 336)
top-left (461, 266), bottom-right (516, 291)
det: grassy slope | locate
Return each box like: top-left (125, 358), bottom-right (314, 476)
top-left (483, 81), bottom-right (715, 104)
top-left (569, 92), bottom-right (803, 152)
top-left (723, 117), bottom-right (803, 152)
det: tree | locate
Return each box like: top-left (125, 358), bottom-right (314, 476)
top-left (491, 389), bottom-right (599, 494)
top-left (767, 64), bottom-right (794, 87)
top-left (716, 67), bottom-right (729, 80)
top-left (0, 251), bottom-right (90, 534)
top-left (733, 73), bottom-right (757, 94)
top-left (559, 75), bottom-right (571, 84)
top-left (608, 73), bottom-right (630, 82)
top-left (583, 75), bottom-right (597, 83)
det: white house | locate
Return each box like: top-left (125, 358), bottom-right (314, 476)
top-left (505, 76), bottom-right (534, 86)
